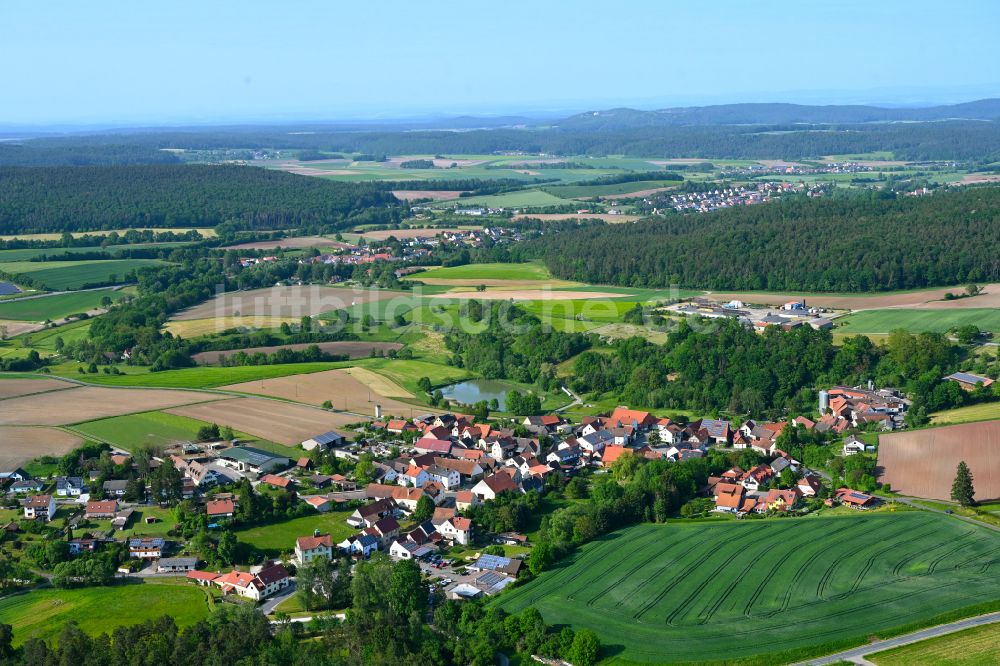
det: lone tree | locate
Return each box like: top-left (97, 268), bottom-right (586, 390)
top-left (951, 460), bottom-right (976, 506)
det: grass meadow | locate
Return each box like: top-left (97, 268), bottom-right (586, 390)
top-left (0, 579), bottom-right (215, 646)
top-left (836, 309), bottom-right (1000, 335)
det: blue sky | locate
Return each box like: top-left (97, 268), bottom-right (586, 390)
top-left (1, 0), bottom-right (998, 125)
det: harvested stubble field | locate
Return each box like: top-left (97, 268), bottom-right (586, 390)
top-left (223, 236), bottom-right (352, 251)
top-left (0, 386), bottom-right (223, 426)
top-left (496, 513), bottom-right (1000, 664)
top-left (0, 427), bottom-right (84, 468)
top-left (878, 420), bottom-right (1000, 501)
top-left (0, 377), bottom-right (75, 400)
top-left (705, 285), bottom-right (1000, 310)
top-left (192, 341), bottom-right (402, 365)
top-left (163, 316), bottom-right (300, 338)
top-left (171, 286), bottom-right (408, 320)
top-left (166, 397), bottom-right (362, 445)
top-left (218, 368), bottom-right (425, 420)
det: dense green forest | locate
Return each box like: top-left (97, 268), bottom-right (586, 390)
top-left (0, 165), bottom-right (399, 233)
top-left (525, 186), bottom-right (1000, 292)
top-left (4, 117), bottom-right (1000, 164)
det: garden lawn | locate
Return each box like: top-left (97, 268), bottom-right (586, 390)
top-left (0, 289), bottom-right (126, 321)
top-left (0, 579), bottom-right (214, 646)
top-left (235, 510), bottom-right (356, 555)
top-left (495, 513), bottom-right (1000, 664)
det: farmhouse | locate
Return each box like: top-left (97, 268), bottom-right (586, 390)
top-left (295, 534), bottom-right (333, 564)
top-left (438, 516), bottom-right (473, 545)
top-left (206, 498), bottom-right (236, 519)
top-left (347, 497), bottom-right (397, 528)
top-left (472, 473), bottom-right (518, 501)
top-left (129, 537), bottom-right (165, 559)
top-left (213, 562), bottom-right (290, 601)
top-left (22, 494), bottom-right (55, 521)
top-left (85, 500), bottom-right (118, 520)
top-left (835, 487), bottom-right (878, 509)
top-left (55, 476), bottom-right (85, 497)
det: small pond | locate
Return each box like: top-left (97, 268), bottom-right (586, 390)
top-left (439, 379), bottom-right (516, 410)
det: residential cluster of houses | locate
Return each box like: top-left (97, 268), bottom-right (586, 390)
top-left (649, 182), bottom-right (823, 215)
top-left (187, 561), bottom-right (291, 602)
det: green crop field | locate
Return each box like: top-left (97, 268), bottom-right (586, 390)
top-left (494, 513), bottom-right (1000, 664)
top-left (0, 259), bottom-right (164, 290)
top-left (836, 309), bottom-right (1000, 335)
top-left (0, 579), bottom-right (214, 646)
top-left (235, 509), bottom-right (356, 555)
top-left (417, 262), bottom-right (552, 281)
top-left (0, 288), bottom-right (126, 321)
top-left (50, 361), bottom-right (349, 389)
top-left (431, 189), bottom-right (571, 209)
top-left (70, 410), bottom-right (281, 452)
top-left (867, 621), bottom-right (1000, 665)
top-left (544, 179), bottom-right (682, 199)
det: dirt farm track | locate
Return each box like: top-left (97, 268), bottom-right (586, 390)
top-left (878, 420), bottom-right (1000, 501)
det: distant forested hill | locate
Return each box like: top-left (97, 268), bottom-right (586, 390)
top-left (525, 187), bottom-right (1000, 292)
top-left (4, 117), bottom-right (1000, 164)
top-left (0, 165), bottom-right (399, 233)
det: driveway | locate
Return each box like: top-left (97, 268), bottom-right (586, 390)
top-left (260, 580), bottom-right (297, 614)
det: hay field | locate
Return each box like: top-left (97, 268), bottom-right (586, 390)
top-left (192, 341), bottom-right (401, 365)
top-left (171, 286), bottom-right (408, 320)
top-left (163, 316), bottom-right (300, 338)
top-left (0, 378), bottom-right (75, 400)
top-left (878, 420), bottom-right (1000, 501)
top-left (166, 397), bottom-right (361, 446)
top-left (0, 427), bottom-right (84, 468)
top-left (219, 368), bottom-right (422, 417)
top-left (0, 386), bottom-right (223, 426)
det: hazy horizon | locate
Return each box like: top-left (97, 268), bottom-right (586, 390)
top-left (2, 0), bottom-right (998, 127)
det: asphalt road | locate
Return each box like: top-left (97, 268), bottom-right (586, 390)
top-left (799, 610), bottom-right (1000, 665)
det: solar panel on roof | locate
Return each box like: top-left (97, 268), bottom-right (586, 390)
top-left (476, 571), bottom-right (506, 587)
top-left (849, 492), bottom-right (868, 500)
top-left (474, 554), bottom-right (511, 570)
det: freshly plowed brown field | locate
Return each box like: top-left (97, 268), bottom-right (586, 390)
top-left (0, 387), bottom-right (223, 426)
top-left (166, 397), bottom-right (362, 446)
top-left (0, 378), bottom-right (75, 400)
top-left (192, 341), bottom-right (402, 365)
top-left (878, 420), bottom-right (1000, 501)
top-left (0, 427), bottom-right (84, 468)
top-left (390, 190), bottom-right (465, 201)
